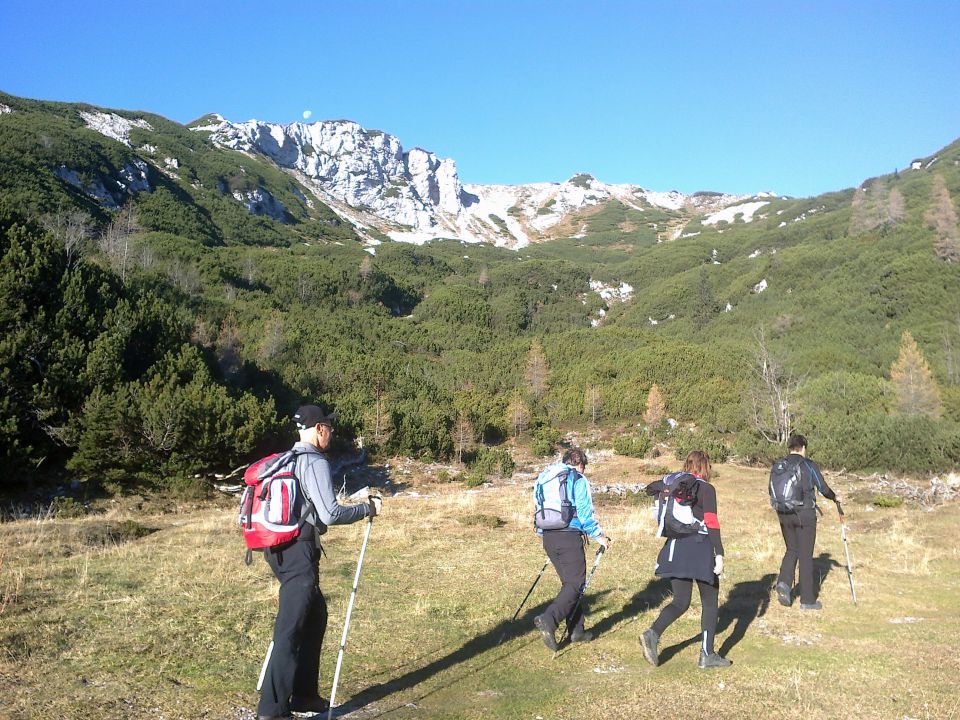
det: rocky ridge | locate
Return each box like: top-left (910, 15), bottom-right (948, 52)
top-left (195, 115), bottom-right (760, 249)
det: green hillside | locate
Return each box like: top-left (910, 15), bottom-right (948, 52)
top-left (1, 91), bottom-right (959, 493)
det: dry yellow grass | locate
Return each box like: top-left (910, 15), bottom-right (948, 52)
top-left (1, 458), bottom-right (959, 719)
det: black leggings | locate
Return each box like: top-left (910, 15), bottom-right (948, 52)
top-left (651, 577), bottom-right (720, 654)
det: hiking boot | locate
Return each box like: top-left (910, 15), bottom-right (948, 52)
top-left (570, 628), bottom-right (594, 643)
top-left (290, 695), bottom-right (330, 713)
top-left (534, 614), bottom-right (558, 651)
top-left (258, 714), bottom-right (293, 720)
top-left (800, 601), bottom-right (823, 610)
top-left (639, 628), bottom-right (660, 667)
top-left (698, 651), bottom-right (732, 669)
top-left (775, 581), bottom-right (792, 607)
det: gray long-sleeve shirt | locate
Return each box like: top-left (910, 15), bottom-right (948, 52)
top-left (291, 441), bottom-right (369, 530)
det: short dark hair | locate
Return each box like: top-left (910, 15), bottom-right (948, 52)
top-left (787, 434), bottom-right (807, 451)
top-left (562, 447), bottom-right (588, 468)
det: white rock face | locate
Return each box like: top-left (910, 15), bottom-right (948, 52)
top-left (232, 188), bottom-right (287, 221)
top-left (79, 111), bottom-right (153, 147)
top-left (703, 200), bottom-right (770, 226)
top-left (0, 104), bottom-right (12, 114)
top-left (199, 116), bottom-right (759, 248)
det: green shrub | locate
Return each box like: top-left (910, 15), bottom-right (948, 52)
top-left (613, 432), bottom-right (652, 458)
top-left (468, 446), bottom-right (515, 478)
top-left (464, 472), bottom-right (486, 488)
top-left (872, 493), bottom-right (903, 508)
top-left (51, 496), bottom-right (86, 519)
top-left (673, 431), bottom-right (730, 463)
top-left (457, 513), bottom-right (505, 528)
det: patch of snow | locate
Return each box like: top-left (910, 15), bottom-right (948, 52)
top-left (703, 200), bottom-right (769, 226)
top-left (364, 247), bottom-right (376, 255)
top-left (724, 302), bottom-right (733, 312)
top-left (748, 249), bottom-right (762, 259)
top-left (680, 231), bottom-right (701, 238)
top-left (648, 317), bottom-right (658, 326)
top-left (140, 144), bottom-right (157, 153)
top-left (0, 104), bottom-right (12, 114)
top-left (778, 221), bottom-right (787, 228)
top-left (79, 110), bottom-right (152, 146)
top-left (752, 279), bottom-right (768, 293)
top-left (589, 279), bottom-right (633, 303)
top-left (164, 157), bottom-right (179, 169)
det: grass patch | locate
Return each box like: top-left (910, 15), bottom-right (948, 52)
top-left (1, 462), bottom-right (959, 719)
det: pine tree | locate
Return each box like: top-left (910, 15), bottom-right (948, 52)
top-left (890, 330), bottom-right (942, 418)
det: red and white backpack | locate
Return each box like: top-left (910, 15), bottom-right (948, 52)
top-left (238, 449), bottom-right (311, 564)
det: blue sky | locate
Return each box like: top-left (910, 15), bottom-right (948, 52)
top-left (2, 1), bottom-right (958, 197)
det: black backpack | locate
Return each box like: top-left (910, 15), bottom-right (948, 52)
top-left (768, 455), bottom-right (807, 513)
top-left (653, 472), bottom-right (706, 538)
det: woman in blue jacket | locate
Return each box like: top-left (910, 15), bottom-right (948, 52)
top-left (532, 447), bottom-right (610, 651)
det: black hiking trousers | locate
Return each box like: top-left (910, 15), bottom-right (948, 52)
top-left (258, 524), bottom-right (327, 717)
top-left (777, 508), bottom-right (818, 605)
top-left (541, 530), bottom-right (587, 634)
top-left (651, 577), bottom-right (720, 655)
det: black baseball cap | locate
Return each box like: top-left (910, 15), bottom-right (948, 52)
top-left (293, 404), bottom-right (337, 430)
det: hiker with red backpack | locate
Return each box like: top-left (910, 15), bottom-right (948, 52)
top-left (531, 447), bottom-right (611, 651)
top-left (255, 404), bottom-right (381, 720)
top-left (770, 434), bottom-right (839, 611)
top-left (640, 450), bottom-right (731, 669)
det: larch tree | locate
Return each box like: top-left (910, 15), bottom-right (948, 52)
top-left (644, 383), bottom-right (666, 433)
top-left (890, 330), bottom-right (942, 418)
top-left (451, 411), bottom-right (474, 464)
top-left (506, 393), bottom-right (531, 438)
top-left (584, 384), bottom-right (602, 427)
top-left (524, 340), bottom-right (549, 402)
top-left (925, 176), bottom-right (960, 262)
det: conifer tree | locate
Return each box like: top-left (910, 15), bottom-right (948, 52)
top-left (644, 383), bottom-right (666, 433)
top-left (890, 330), bottom-right (942, 418)
top-left (524, 340), bottom-right (549, 401)
top-left (584, 384), bottom-right (601, 427)
top-left (925, 176), bottom-right (959, 262)
top-left (506, 393), bottom-right (530, 438)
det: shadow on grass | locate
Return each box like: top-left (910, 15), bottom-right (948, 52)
top-left (717, 572), bottom-right (775, 657)
top-left (341, 590), bottom-right (612, 716)
top-left (814, 552), bottom-right (842, 599)
top-left (588, 576), bottom-right (673, 639)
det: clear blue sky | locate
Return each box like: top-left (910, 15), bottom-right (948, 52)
top-left (2, 1), bottom-right (958, 197)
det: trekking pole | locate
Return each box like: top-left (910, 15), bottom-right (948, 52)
top-left (554, 544), bottom-right (606, 655)
top-left (511, 558), bottom-right (551, 623)
top-left (836, 501), bottom-right (858, 606)
top-left (497, 557), bottom-right (551, 645)
top-left (328, 504), bottom-right (376, 720)
top-left (255, 640), bottom-right (274, 692)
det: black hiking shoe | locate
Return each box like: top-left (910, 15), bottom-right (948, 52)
top-left (258, 714), bottom-right (293, 720)
top-left (698, 651), bottom-right (732, 669)
top-left (775, 581), bottom-right (792, 607)
top-left (570, 628), bottom-right (594, 643)
top-left (640, 628), bottom-right (659, 667)
top-left (534, 614), bottom-right (558, 651)
top-left (290, 695), bottom-right (330, 714)
top-left (800, 601), bottom-right (823, 610)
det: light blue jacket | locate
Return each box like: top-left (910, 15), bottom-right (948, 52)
top-left (533, 462), bottom-right (604, 540)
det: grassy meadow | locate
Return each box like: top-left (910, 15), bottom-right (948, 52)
top-left (2, 455), bottom-right (959, 720)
